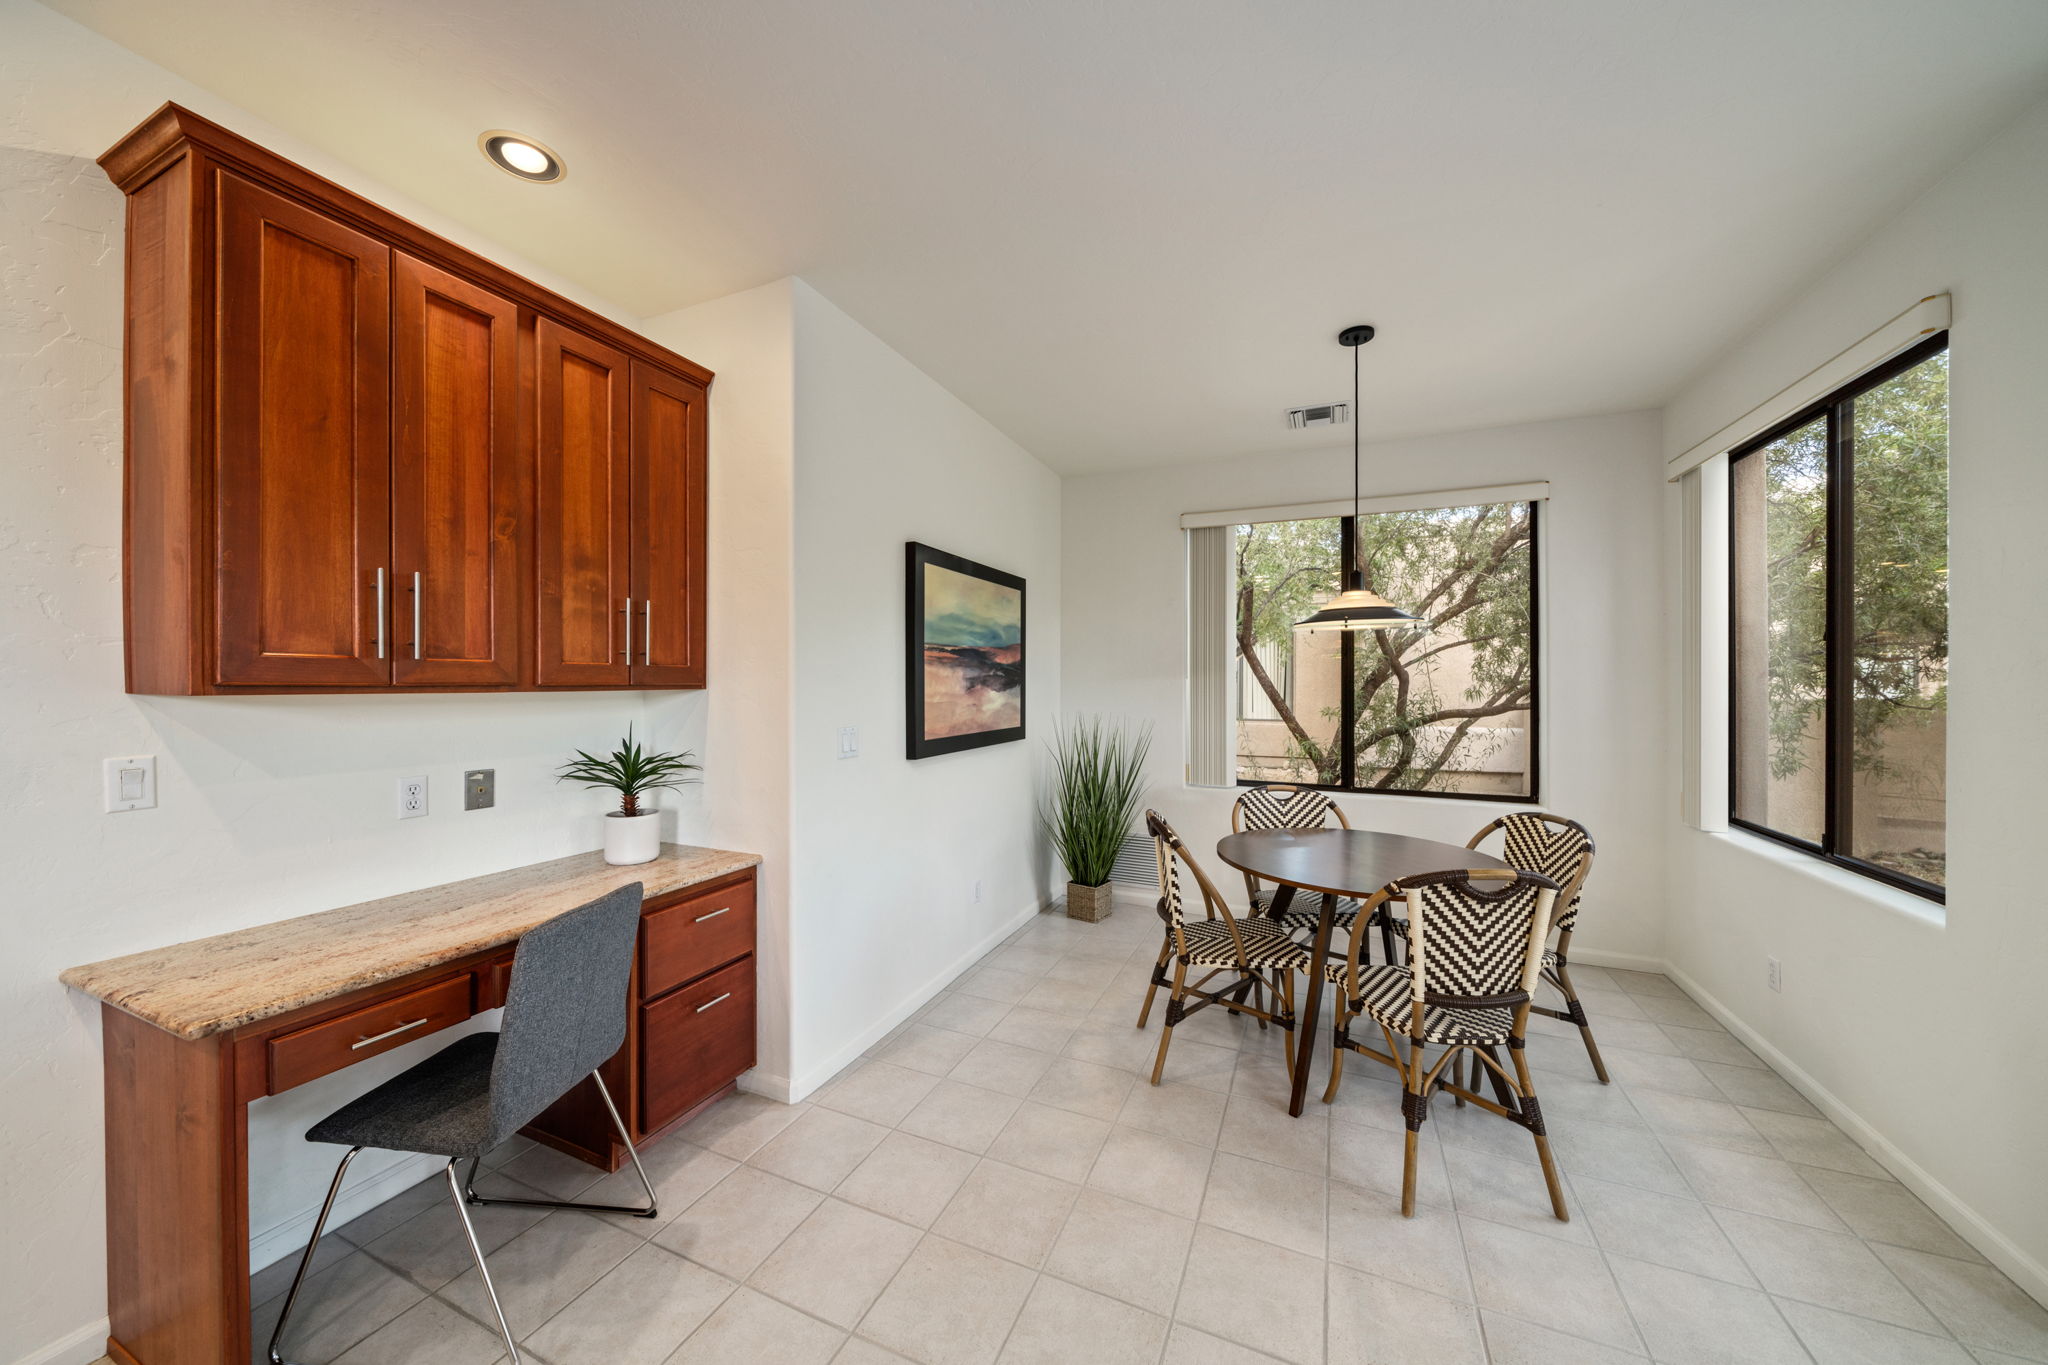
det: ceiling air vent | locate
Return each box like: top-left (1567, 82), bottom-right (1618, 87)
top-left (1286, 402), bottom-right (1349, 429)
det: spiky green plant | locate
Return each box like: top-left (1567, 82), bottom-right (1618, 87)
top-left (1041, 716), bottom-right (1153, 887)
top-left (556, 727), bottom-right (700, 817)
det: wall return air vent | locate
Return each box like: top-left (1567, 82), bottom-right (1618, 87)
top-left (1286, 402), bottom-right (1349, 429)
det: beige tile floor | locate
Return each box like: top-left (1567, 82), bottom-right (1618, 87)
top-left (241, 900), bottom-right (2048, 1364)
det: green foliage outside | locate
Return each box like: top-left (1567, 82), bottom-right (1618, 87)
top-left (1235, 502), bottom-right (1533, 791)
top-left (1752, 352), bottom-right (1948, 786)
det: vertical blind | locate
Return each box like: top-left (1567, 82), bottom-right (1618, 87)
top-left (1186, 525), bottom-right (1234, 786)
top-left (1680, 458), bottom-right (1729, 831)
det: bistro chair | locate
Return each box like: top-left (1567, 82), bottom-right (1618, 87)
top-left (1466, 812), bottom-right (1606, 1082)
top-left (267, 884), bottom-right (655, 1365)
top-left (1137, 810), bottom-right (1311, 1086)
top-left (1231, 784), bottom-right (1361, 931)
top-left (1321, 867), bottom-right (1567, 1221)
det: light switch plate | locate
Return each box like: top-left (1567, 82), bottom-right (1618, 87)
top-left (464, 769), bottom-right (495, 811)
top-left (104, 755), bottom-right (157, 813)
top-left (837, 726), bottom-right (859, 759)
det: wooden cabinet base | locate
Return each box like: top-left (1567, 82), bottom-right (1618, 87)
top-left (93, 868), bottom-right (757, 1363)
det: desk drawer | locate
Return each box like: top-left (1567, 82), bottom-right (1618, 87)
top-left (639, 957), bottom-right (754, 1134)
top-left (268, 973), bottom-right (475, 1093)
top-left (641, 876), bottom-right (755, 998)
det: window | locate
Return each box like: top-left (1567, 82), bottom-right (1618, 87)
top-left (1232, 500), bottom-right (1536, 798)
top-left (1730, 334), bottom-right (1947, 899)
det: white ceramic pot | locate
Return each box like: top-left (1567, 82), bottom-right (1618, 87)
top-left (604, 810), bottom-right (662, 865)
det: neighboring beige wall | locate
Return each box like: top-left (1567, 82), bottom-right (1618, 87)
top-left (1660, 93), bottom-right (2048, 1300)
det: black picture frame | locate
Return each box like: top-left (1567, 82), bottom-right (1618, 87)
top-left (906, 542), bottom-right (1027, 759)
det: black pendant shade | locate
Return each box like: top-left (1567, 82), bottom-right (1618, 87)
top-left (1295, 325), bottom-right (1422, 633)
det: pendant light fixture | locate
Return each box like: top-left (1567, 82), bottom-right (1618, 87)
top-left (1295, 324), bottom-right (1423, 634)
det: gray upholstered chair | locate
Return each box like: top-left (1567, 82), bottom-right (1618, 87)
top-left (267, 883), bottom-right (655, 1365)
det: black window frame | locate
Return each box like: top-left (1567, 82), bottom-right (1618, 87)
top-left (1725, 331), bottom-right (1948, 904)
top-left (1233, 501), bottom-right (1540, 804)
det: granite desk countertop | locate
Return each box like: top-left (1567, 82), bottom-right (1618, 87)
top-left (60, 843), bottom-right (761, 1041)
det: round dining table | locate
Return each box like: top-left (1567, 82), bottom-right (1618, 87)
top-left (1214, 827), bottom-right (1504, 1117)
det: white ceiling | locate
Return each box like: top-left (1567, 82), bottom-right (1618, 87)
top-left (40, 0), bottom-right (2048, 473)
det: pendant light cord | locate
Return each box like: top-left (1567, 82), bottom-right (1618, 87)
top-left (1351, 339), bottom-right (1361, 589)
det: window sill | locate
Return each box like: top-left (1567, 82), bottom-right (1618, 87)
top-left (1705, 825), bottom-right (1946, 930)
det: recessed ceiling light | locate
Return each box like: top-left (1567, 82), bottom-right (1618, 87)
top-left (478, 130), bottom-right (565, 183)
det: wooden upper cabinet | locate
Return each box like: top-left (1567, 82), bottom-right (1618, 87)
top-left (102, 103), bottom-right (712, 695)
top-left (391, 254), bottom-right (522, 686)
top-left (630, 362), bottom-right (709, 687)
top-left (213, 171), bottom-right (392, 687)
top-left (536, 320), bottom-right (633, 687)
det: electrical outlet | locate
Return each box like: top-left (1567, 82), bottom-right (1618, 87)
top-left (397, 775), bottom-right (428, 820)
top-left (972, 878), bottom-right (984, 904)
top-left (104, 755), bottom-right (157, 813)
top-left (1767, 956), bottom-right (1782, 993)
top-left (464, 769), bottom-right (495, 811)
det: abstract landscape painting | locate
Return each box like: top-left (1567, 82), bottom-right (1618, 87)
top-left (906, 542), bottom-right (1026, 758)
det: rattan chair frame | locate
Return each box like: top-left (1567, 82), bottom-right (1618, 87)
top-left (1137, 810), bottom-right (1306, 1087)
top-left (1321, 867), bottom-right (1568, 1221)
top-left (1466, 812), bottom-right (1608, 1083)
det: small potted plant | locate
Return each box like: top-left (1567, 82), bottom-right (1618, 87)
top-left (557, 727), bottom-right (701, 865)
top-left (1042, 716), bottom-right (1152, 921)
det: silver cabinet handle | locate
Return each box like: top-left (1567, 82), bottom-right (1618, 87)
top-left (621, 598), bottom-right (633, 660)
top-left (375, 568), bottom-right (386, 660)
top-left (694, 992), bottom-right (731, 1014)
top-left (412, 571), bottom-right (423, 661)
top-left (694, 906), bottom-right (730, 923)
top-left (352, 1017), bottom-right (427, 1050)
top-left (643, 599), bottom-right (653, 666)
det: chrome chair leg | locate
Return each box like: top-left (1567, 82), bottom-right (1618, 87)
top-left (445, 1158), bottom-right (522, 1364)
top-left (464, 1071), bottom-right (657, 1218)
top-left (267, 1145), bottom-right (361, 1365)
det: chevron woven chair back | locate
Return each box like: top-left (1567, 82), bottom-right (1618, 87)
top-left (1494, 813), bottom-right (1594, 934)
top-left (1146, 809), bottom-right (1197, 929)
top-left (1234, 785), bottom-right (1340, 832)
top-left (1401, 870), bottom-right (1558, 1001)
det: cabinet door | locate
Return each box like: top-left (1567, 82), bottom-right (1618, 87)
top-left (214, 172), bottom-right (391, 687)
top-left (639, 956), bottom-right (755, 1135)
top-left (628, 362), bottom-right (709, 687)
top-left (535, 319), bottom-right (631, 686)
top-left (391, 254), bottom-right (521, 686)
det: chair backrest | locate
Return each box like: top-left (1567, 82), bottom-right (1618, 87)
top-left (1398, 869), bottom-right (1558, 1006)
top-left (1145, 809), bottom-right (1231, 931)
top-left (1470, 812), bottom-right (1594, 935)
top-left (488, 882), bottom-right (644, 1143)
top-left (1232, 784), bottom-right (1349, 833)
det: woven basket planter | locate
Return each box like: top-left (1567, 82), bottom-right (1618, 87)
top-left (1065, 881), bottom-right (1114, 922)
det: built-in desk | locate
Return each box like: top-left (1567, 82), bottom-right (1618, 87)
top-left (61, 843), bottom-right (762, 1365)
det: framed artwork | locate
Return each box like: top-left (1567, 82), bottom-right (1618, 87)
top-left (906, 542), bottom-right (1026, 759)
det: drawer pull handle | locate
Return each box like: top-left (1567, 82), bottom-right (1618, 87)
top-left (694, 907), bottom-right (731, 923)
top-left (351, 1018), bottom-right (428, 1050)
top-left (695, 993), bottom-right (731, 1014)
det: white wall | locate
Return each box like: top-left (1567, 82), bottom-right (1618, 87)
top-left (0, 6), bottom-right (718, 1361)
top-left (640, 279), bottom-right (799, 1096)
top-left (781, 282), bottom-right (1062, 1097)
top-left (1060, 412), bottom-right (1668, 967)
top-left (1659, 95), bottom-right (2048, 1297)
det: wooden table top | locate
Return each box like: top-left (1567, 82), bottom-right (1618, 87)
top-left (1214, 827), bottom-right (1511, 899)
top-left (60, 843), bottom-right (761, 1040)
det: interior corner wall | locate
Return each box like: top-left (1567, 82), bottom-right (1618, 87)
top-left (639, 279), bottom-right (799, 1099)
top-left (783, 280), bottom-right (1062, 1098)
top-left (1058, 411), bottom-right (1669, 969)
top-left (1657, 94), bottom-right (2048, 1296)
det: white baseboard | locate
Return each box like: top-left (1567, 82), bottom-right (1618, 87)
top-left (10, 1316), bottom-right (108, 1365)
top-left (1564, 946), bottom-right (1668, 973)
top-left (1662, 960), bottom-right (2048, 1310)
top-left (766, 897), bottom-right (1051, 1104)
top-left (247, 1150), bottom-right (445, 1274)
